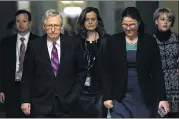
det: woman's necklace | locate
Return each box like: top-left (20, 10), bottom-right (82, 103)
top-left (126, 37), bottom-right (138, 45)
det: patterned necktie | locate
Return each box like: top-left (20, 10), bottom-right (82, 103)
top-left (18, 37), bottom-right (25, 72)
top-left (51, 42), bottom-right (59, 76)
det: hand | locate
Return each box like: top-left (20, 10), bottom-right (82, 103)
top-left (104, 100), bottom-right (113, 109)
top-left (21, 103), bottom-right (31, 115)
top-left (158, 101), bottom-right (170, 115)
top-left (0, 92), bottom-right (5, 103)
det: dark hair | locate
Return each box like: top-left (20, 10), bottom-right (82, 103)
top-left (121, 7), bottom-right (145, 34)
top-left (15, 9), bottom-right (31, 22)
top-left (76, 7), bottom-right (106, 39)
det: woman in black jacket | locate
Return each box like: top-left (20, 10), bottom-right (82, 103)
top-left (103, 7), bottom-right (169, 118)
top-left (72, 7), bottom-right (110, 118)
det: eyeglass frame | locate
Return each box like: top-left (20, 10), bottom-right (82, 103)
top-left (45, 24), bottom-right (61, 29)
top-left (121, 22), bottom-right (139, 29)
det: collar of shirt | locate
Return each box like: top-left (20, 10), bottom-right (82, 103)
top-left (17, 32), bottom-right (30, 41)
top-left (47, 37), bottom-right (61, 48)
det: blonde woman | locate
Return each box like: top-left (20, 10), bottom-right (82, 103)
top-left (153, 8), bottom-right (179, 118)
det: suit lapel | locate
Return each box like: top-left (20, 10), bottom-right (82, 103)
top-left (11, 35), bottom-right (18, 71)
top-left (119, 32), bottom-right (127, 70)
top-left (136, 33), bottom-right (143, 70)
top-left (29, 32), bottom-right (34, 41)
top-left (117, 32), bottom-right (127, 63)
top-left (56, 34), bottom-right (66, 77)
top-left (41, 35), bottom-right (56, 79)
top-left (27, 33), bottom-right (34, 46)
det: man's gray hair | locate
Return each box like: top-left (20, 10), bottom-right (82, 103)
top-left (153, 8), bottom-right (175, 27)
top-left (42, 9), bottom-right (63, 26)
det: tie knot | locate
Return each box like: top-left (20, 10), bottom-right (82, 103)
top-left (53, 42), bottom-right (57, 46)
top-left (20, 37), bottom-right (25, 42)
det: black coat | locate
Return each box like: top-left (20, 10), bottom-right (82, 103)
top-left (102, 32), bottom-right (166, 109)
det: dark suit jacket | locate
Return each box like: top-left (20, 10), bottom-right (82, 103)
top-left (0, 33), bottom-right (38, 102)
top-left (103, 32), bottom-right (166, 109)
top-left (21, 34), bottom-right (87, 115)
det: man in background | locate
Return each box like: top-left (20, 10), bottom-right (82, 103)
top-left (0, 9), bottom-right (38, 117)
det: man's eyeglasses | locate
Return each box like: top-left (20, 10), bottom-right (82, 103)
top-left (45, 24), bottom-right (61, 29)
top-left (122, 23), bottom-right (137, 29)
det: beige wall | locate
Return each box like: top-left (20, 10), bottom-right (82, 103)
top-left (159, 1), bottom-right (179, 33)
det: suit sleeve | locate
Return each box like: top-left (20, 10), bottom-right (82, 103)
top-left (0, 39), bottom-right (3, 92)
top-left (71, 38), bottom-right (87, 98)
top-left (102, 36), bottom-right (113, 101)
top-left (0, 38), bottom-right (6, 93)
top-left (151, 36), bottom-right (166, 101)
top-left (21, 41), bottom-right (35, 103)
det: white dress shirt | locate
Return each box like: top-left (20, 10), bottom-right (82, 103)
top-left (47, 38), bottom-right (61, 63)
top-left (15, 32), bottom-right (30, 81)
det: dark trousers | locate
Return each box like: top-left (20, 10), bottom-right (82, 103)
top-left (32, 96), bottom-right (72, 118)
top-left (5, 82), bottom-right (29, 118)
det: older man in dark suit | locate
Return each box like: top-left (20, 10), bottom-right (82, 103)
top-left (20, 9), bottom-right (87, 118)
top-left (0, 10), bottom-right (38, 117)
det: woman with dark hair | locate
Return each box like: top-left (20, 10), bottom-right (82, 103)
top-left (153, 8), bottom-right (179, 118)
top-left (103, 7), bottom-right (169, 118)
top-left (72, 7), bottom-right (110, 117)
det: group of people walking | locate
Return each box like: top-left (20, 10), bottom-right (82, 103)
top-left (0, 6), bottom-right (178, 118)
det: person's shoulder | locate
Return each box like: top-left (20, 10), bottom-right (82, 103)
top-left (31, 34), bottom-right (44, 42)
top-left (1, 34), bottom-right (17, 44)
top-left (3, 34), bottom-right (17, 40)
top-left (103, 33), bottom-right (110, 37)
top-left (28, 35), bottom-right (46, 47)
top-left (141, 33), bottom-right (158, 48)
top-left (107, 32), bottom-right (125, 42)
top-left (30, 32), bottom-right (40, 39)
top-left (140, 33), bottom-right (155, 41)
top-left (62, 34), bottom-right (81, 44)
top-left (146, 33), bottom-right (154, 37)
top-left (110, 32), bottom-right (125, 38)
top-left (72, 34), bottom-right (81, 38)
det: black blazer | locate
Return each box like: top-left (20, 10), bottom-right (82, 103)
top-left (20, 34), bottom-right (87, 114)
top-left (102, 32), bottom-right (166, 108)
top-left (0, 33), bottom-right (38, 99)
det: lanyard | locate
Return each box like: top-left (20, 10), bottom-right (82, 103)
top-left (84, 40), bottom-right (98, 75)
top-left (84, 33), bottom-right (98, 75)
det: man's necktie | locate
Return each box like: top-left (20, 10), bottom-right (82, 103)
top-left (18, 37), bottom-right (25, 72)
top-left (51, 42), bottom-right (59, 76)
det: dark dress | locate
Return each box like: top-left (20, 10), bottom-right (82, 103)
top-left (72, 35), bottom-right (109, 118)
top-left (110, 40), bottom-right (151, 118)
